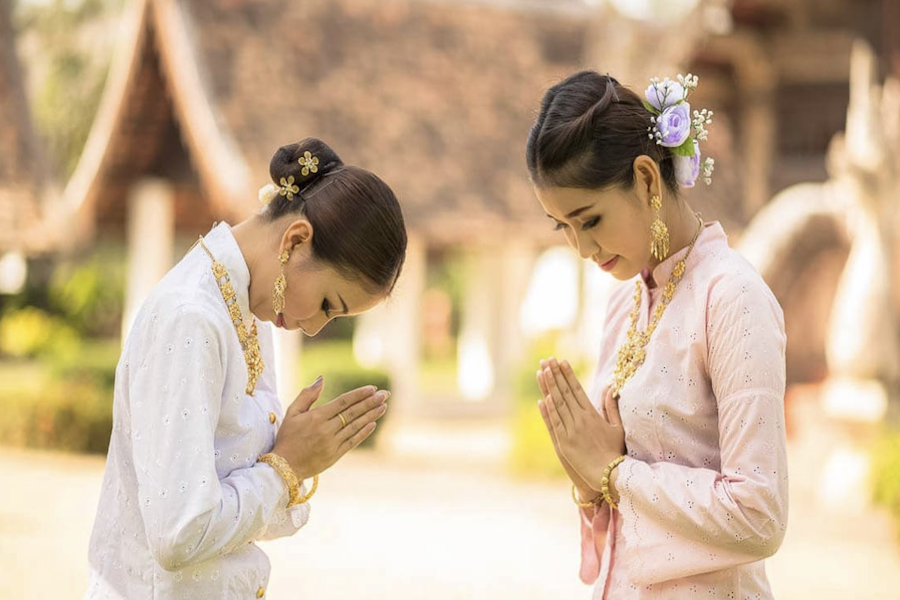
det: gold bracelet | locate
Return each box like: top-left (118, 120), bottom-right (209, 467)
top-left (571, 483), bottom-right (601, 508)
top-left (296, 474), bottom-right (319, 505)
top-left (601, 455), bottom-right (627, 511)
top-left (258, 453), bottom-right (313, 507)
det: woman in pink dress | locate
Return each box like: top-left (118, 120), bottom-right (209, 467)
top-left (526, 71), bottom-right (788, 599)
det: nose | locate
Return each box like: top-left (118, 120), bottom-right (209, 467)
top-left (573, 230), bottom-right (598, 260)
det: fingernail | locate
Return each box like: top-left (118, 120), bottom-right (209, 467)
top-left (313, 376), bottom-right (324, 388)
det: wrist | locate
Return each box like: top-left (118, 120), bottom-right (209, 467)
top-left (270, 446), bottom-right (309, 481)
top-left (585, 453), bottom-right (620, 490)
top-left (598, 454), bottom-right (626, 510)
top-left (258, 452), bottom-right (302, 506)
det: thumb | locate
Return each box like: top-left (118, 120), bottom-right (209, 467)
top-left (604, 388), bottom-right (623, 428)
top-left (291, 376), bottom-right (325, 414)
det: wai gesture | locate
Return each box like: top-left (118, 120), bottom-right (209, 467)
top-left (537, 358), bottom-right (626, 495)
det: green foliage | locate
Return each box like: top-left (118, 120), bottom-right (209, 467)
top-left (0, 338), bottom-right (118, 455)
top-left (509, 332), bottom-right (592, 479)
top-left (14, 0), bottom-right (124, 176)
top-left (48, 251), bottom-right (125, 337)
top-left (426, 250), bottom-right (465, 338)
top-left (672, 137), bottom-right (697, 157)
top-left (510, 404), bottom-right (565, 479)
top-left (299, 340), bottom-right (391, 448)
top-left (0, 306), bottom-right (80, 359)
top-left (641, 99), bottom-right (660, 115)
top-left (0, 379), bottom-right (113, 454)
top-left (872, 428), bottom-right (900, 541)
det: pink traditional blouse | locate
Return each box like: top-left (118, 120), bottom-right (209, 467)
top-left (580, 221), bottom-right (788, 599)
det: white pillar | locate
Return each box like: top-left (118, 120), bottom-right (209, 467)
top-left (122, 179), bottom-right (175, 339)
top-left (457, 248), bottom-right (499, 403)
top-left (353, 234), bottom-right (425, 414)
top-left (495, 242), bottom-right (537, 409)
top-left (457, 244), bottom-right (535, 409)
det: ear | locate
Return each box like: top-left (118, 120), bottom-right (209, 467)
top-left (632, 155), bottom-right (662, 207)
top-left (279, 219), bottom-right (314, 255)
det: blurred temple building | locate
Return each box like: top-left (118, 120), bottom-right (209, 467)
top-left (3, 0), bottom-right (899, 427)
top-left (0, 0), bottom-right (48, 292)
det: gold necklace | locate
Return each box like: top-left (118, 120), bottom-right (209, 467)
top-left (610, 215), bottom-right (704, 399)
top-left (197, 237), bottom-right (264, 396)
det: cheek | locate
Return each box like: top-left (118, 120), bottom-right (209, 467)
top-left (285, 290), bottom-right (318, 319)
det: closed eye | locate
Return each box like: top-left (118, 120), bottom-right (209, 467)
top-left (322, 298), bottom-right (331, 317)
top-left (582, 216), bottom-right (601, 231)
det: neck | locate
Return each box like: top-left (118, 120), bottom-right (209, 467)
top-left (231, 215), bottom-right (279, 321)
top-left (647, 199), bottom-right (701, 272)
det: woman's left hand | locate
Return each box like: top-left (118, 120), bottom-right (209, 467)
top-left (539, 358), bottom-right (626, 490)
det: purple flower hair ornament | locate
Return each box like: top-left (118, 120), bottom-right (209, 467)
top-left (644, 73), bottom-right (715, 187)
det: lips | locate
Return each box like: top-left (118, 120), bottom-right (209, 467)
top-left (276, 313), bottom-right (285, 328)
top-left (599, 256), bottom-right (619, 271)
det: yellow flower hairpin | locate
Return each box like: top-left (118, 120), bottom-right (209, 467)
top-left (279, 176), bottom-right (300, 200)
top-left (298, 151), bottom-right (319, 177)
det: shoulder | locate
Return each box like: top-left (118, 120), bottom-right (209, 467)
top-left (702, 247), bottom-right (784, 336)
top-left (129, 254), bottom-right (231, 344)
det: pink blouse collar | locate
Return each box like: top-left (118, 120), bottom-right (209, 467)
top-left (640, 221), bottom-right (726, 290)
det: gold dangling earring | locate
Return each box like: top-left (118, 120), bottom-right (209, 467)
top-left (649, 194), bottom-right (670, 260)
top-left (273, 250), bottom-right (290, 315)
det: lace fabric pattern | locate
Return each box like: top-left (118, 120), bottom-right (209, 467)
top-left (580, 222), bottom-right (788, 600)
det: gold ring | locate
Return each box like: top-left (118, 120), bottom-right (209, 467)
top-left (338, 412), bottom-right (347, 428)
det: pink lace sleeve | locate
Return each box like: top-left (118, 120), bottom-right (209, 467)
top-left (613, 273), bottom-right (789, 585)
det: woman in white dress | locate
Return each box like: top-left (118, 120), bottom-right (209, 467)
top-left (84, 138), bottom-right (407, 600)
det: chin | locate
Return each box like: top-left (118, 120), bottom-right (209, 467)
top-left (611, 263), bottom-right (641, 281)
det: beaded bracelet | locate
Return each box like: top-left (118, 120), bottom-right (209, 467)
top-left (258, 453), bottom-right (318, 507)
top-left (601, 455), bottom-right (627, 511)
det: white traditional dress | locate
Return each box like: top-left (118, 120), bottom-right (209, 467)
top-left (580, 222), bottom-right (789, 599)
top-left (84, 223), bottom-right (309, 600)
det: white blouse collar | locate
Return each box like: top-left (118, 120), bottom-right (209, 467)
top-left (200, 222), bottom-right (253, 322)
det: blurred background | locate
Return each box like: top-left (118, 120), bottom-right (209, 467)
top-left (1, 0), bottom-right (900, 598)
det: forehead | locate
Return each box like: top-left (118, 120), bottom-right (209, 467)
top-left (534, 186), bottom-right (626, 218)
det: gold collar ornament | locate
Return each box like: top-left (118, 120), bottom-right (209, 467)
top-left (610, 214), bottom-right (704, 399)
top-left (197, 237), bottom-right (264, 395)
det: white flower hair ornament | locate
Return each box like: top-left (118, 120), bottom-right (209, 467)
top-left (644, 73), bottom-right (715, 187)
top-left (258, 183), bottom-right (280, 206)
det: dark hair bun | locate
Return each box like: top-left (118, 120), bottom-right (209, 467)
top-left (269, 138), bottom-right (344, 189)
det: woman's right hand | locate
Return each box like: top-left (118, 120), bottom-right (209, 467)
top-left (536, 369), bottom-right (600, 505)
top-left (272, 377), bottom-right (389, 480)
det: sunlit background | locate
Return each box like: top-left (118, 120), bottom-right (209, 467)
top-left (2, 0), bottom-right (900, 598)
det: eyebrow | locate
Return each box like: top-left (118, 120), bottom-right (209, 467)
top-left (545, 205), bottom-right (594, 220)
